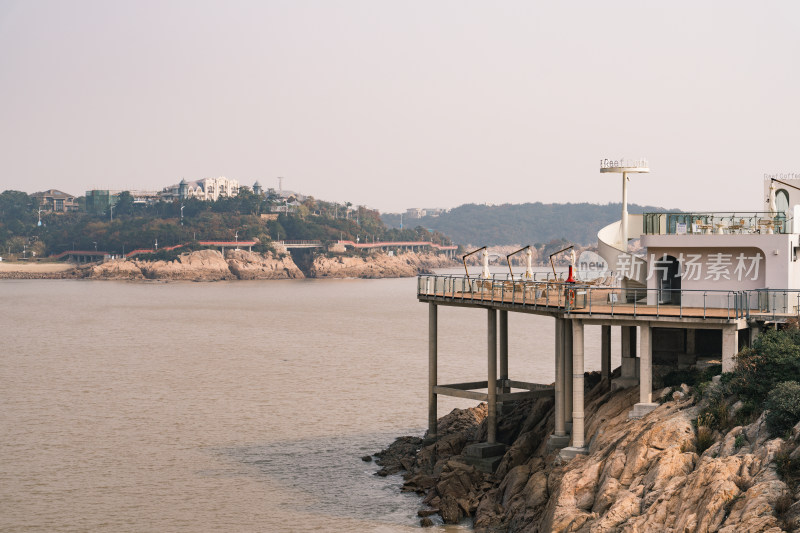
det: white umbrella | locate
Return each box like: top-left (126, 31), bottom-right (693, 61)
top-left (525, 248), bottom-right (534, 280)
top-left (481, 249), bottom-right (491, 279)
top-left (768, 183), bottom-right (777, 217)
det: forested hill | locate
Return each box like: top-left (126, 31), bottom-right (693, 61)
top-left (382, 202), bottom-right (674, 246)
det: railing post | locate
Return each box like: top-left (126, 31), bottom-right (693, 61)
top-left (608, 289), bottom-right (622, 316)
top-left (512, 277), bottom-right (516, 304)
top-left (746, 291), bottom-right (751, 320)
top-left (773, 292), bottom-right (777, 320)
top-left (727, 292), bottom-right (731, 320)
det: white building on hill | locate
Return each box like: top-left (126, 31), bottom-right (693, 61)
top-left (161, 177), bottom-right (240, 201)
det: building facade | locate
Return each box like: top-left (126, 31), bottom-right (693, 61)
top-left (161, 177), bottom-right (240, 201)
top-left (85, 190), bottom-right (119, 215)
top-left (32, 189), bottom-right (79, 212)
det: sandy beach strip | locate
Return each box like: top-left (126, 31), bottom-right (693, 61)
top-left (0, 262), bottom-right (76, 273)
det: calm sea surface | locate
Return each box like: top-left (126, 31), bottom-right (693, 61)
top-left (0, 272), bottom-right (619, 532)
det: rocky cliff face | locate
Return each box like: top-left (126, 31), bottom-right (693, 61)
top-left (310, 251), bottom-right (455, 278)
top-left (225, 249), bottom-right (304, 279)
top-left (89, 249), bottom-right (302, 281)
top-left (377, 377), bottom-right (800, 532)
top-left (23, 250), bottom-right (454, 281)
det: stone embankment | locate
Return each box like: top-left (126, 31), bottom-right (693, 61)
top-left (0, 249), bottom-right (455, 281)
top-left (376, 376), bottom-right (800, 531)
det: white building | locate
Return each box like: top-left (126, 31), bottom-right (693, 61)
top-left (161, 177), bottom-right (240, 201)
top-left (416, 161), bottom-right (800, 457)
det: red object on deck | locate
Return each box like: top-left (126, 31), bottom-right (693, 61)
top-left (566, 265), bottom-right (576, 283)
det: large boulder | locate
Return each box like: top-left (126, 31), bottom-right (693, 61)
top-left (138, 250), bottom-right (234, 281)
top-left (225, 249), bottom-right (304, 279)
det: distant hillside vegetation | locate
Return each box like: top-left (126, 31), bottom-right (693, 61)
top-left (382, 202), bottom-right (675, 246)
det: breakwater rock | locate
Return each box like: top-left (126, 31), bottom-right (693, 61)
top-left (378, 377), bottom-right (799, 531)
top-left (310, 251), bottom-right (455, 279)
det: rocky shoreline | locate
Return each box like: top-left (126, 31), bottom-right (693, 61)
top-left (0, 249), bottom-right (456, 281)
top-left (375, 373), bottom-right (800, 531)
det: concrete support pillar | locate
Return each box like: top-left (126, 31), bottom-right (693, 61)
top-left (564, 319), bottom-right (573, 425)
top-left (428, 303), bottom-right (438, 439)
top-left (639, 324), bottom-right (652, 404)
top-left (554, 319), bottom-right (566, 437)
top-left (618, 325), bottom-right (639, 384)
top-left (722, 325), bottom-right (739, 373)
top-left (487, 309), bottom-right (497, 444)
top-left (601, 325), bottom-right (611, 383)
top-left (686, 328), bottom-right (696, 355)
top-left (621, 325), bottom-right (637, 358)
top-left (499, 310), bottom-right (509, 395)
top-left (572, 320), bottom-right (585, 448)
top-left (750, 324), bottom-right (760, 347)
top-left (631, 323), bottom-right (658, 418)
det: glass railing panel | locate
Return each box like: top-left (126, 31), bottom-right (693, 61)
top-left (642, 212), bottom-right (792, 235)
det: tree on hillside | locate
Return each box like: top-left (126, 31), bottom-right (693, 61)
top-left (382, 202), bottom-right (677, 246)
top-left (114, 191), bottom-right (135, 216)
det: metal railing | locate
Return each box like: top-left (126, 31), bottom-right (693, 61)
top-left (642, 212), bottom-right (790, 235)
top-left (417, 274), bottom-right (800, 320)
top-left (745, 289), bottom-right (800, 321)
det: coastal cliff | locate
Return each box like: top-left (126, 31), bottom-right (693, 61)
top-left (1, 249), bottom-right (456, 280)
top-left (310, 251), bottom-right (455, 279)
top-left (377, 377), bottom-right (800, 532)
top-left (89, 249), bottom-right (303, 281)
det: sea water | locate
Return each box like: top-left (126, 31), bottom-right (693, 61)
top-left (0, 274), bottom-right (619, 532)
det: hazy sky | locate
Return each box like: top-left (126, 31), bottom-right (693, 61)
top-left (1, 1), bottom-right (798, 213)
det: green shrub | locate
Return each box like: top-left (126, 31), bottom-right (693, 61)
top-left (662, 365), bottom-right (722, 388)
top-left (765, 381), bottom-right (800, 437)
top-left (728, 330), bottom-right (800, 405)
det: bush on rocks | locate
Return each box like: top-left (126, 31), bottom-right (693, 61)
top-left (765, 381), bottom-right (800, 437)
top-left (729, 329), bottom-right (800, 404)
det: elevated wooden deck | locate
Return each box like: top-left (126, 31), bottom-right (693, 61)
top-left (418, 275), bottom-right (798, 323)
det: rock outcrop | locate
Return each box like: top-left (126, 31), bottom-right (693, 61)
top-left (378, 376), bottom-right (799, 532)
top-left (5, 250), bottom-right (455, 281)
top-left (88, 249), bottom-right (303, 281)
top-left (310, 251), bottom-right (455, 278)
top-left (225, 249), bottom-right (304, 279)
top-left (138, 249), bottom-right (235, 281)
top-left (90, 259), bottom-right (146, 280)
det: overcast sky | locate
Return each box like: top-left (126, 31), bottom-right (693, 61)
top-left (1, 1), bottom-right (798, 213)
